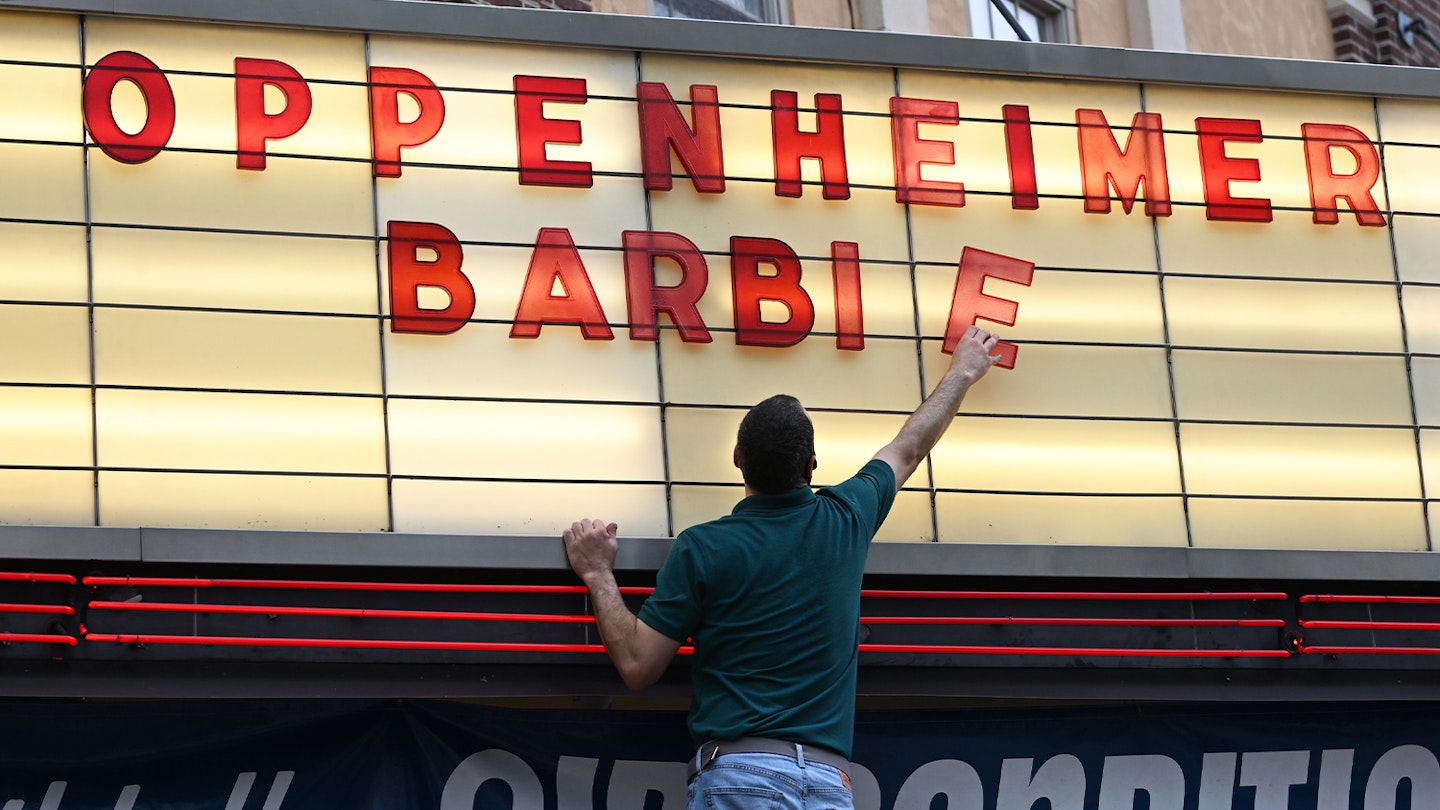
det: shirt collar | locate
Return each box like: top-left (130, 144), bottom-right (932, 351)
top-left (732, 486), bottom-right (816, 514)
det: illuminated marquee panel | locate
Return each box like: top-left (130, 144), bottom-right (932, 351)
top-left (0, 9), bottom-right (1435, 551)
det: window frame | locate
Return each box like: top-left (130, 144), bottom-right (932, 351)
top-left (968, 0), bottom-right (1077, 43)
top-left (651, 0), bottom-right (787, 25)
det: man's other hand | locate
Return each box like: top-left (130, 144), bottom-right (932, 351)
top-left (564, 518), bottom-right (619, 585)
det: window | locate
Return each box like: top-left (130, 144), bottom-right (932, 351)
top-left (653, 0), bottom-right (784, 24)
top-left (969, 0), bottom-right (1074, 43)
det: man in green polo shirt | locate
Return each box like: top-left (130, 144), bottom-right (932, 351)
top-left (563, 325), bottom-right (1002, 808)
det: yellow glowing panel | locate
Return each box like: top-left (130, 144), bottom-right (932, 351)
top-left (100, 471), bottom-right (388, 531)
top-left (1403, 285), bottom-right (1440, 358)
top-left (0, 224), bottom-right (87, 302)
top-left (0, 471), bottom-right (94, 526)
top-left (387, 400), bottom-right (664, 481)
top-left (1189, 499), bottom-right (1425, 551)
top-left (84, 19), bottom-right (373, 235)
top-left (665, 407), bottom-right (913, 487)
top-left (0, 12), bottom-right (83, 224)
top-left (932, 418), bottom-right (1181, 494)
top-left (1410, 358), bottom-right (1440, 427)
top-left (93, 309), bottom-right (381, 394)
top-left (944, 345), bottom-right (1172, 420)
top-left (370, 35), bottom-right (642, 181)
top-left (92, 229), bottom-right (379, 313)
top-left (96, 390), bottom-right (385, 474)
top-left (1378, 98), bottom-right (1440, 283)
top-left (936, 494), bottom-right (1187, 546)
top-left (1172, 351), bottom-right (1412, 426)
top-left (669, 486), bottom-right (934, 542)
top-left (0, 387), bottom-right (92, 466)
top-left (391, 480), bottom-right (669, 537)
top-left (1164, 277), bottom-right (1403, 353)
top-left (1146, 86), bottom-right (1390, 282)
top-left (1180, 424), bottom-right (1418, 499)
top-left (898, 72), bottom-right (1158, 271)
top-left (383, 245), bottom-right (661, 402)
top-left (660, 337), bottom-right (922, 412)
top-left (0, 304), bottom-right (90, 385)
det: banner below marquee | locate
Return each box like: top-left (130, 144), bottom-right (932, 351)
top-left (1, 700), bottom-right (1436, 809)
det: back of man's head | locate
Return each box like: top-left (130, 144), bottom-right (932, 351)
top-left (735, 394), bottom-right (815, 495)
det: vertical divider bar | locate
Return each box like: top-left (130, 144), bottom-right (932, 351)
top-left (366, 34), bottom-right (398, 535)
top-left (1142, 82), bottom-right (1193, 548)
top-left (79, 15), bottom-right (101, 528)
top-left (1374, 96), bottom-right (1431, 551)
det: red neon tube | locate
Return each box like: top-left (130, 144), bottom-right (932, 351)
top-left (83, 633), bottom-right (694, 654)
top-left (1300, 619), bottom-right (1440, 631)
top-left (1302, 594), bottom-right (1440, 605)
top-left (1299, 645), bottom-right (1440, 656)
top-left (0, 632), bottom-right (76, 646)
top-left (860, 590), bottom-right (1287, 601)
top-left (861, 616), bottom-right (1285, 627)
top-left (859, 643), bottom-right (1289, 658)
top-left (0, 572), bottom-right (76, 585)
top-left (88, 600), bottom-right (595, 623)
top-left (82, 576), bottom-right (652, 596)
top-left (0, 603), bottom-right (74, 616)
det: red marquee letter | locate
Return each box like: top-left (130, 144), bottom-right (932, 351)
top-left (944, 247), bottom-right (1035, 370)
top-left (1197, 117), bottom-right (1272, 222)
top-left (512, 228), bottom-right (614, 340)
top-left (235, 58), bottom-right (312, 170)
top-left (515, 75), bottom-right (592, 188)
top-left (83, 51), bottom-right (176, 164)
top-left (890, 97), bottom-right (964, 207)
top-left (831, 241), bottom-right (864, 351)
top-left (772, 91), bottom-right (850, 199)
top-left (638, 82), bottom-right (725, 193)
top-left (1076, 109), bottom-right (1171, 217)
top-left (731, 236), bottom-right (816, 348)
top-left (388, 221), bottom-right (475, 335)
top-left (370, 67), bottom-right (445, 178)
top-left (623, 231), bottom-right (712, 343)
top-left (1303, 123), bottom-right (1385, 227)
top-left (1004, 104), bottom-right (1040, 210)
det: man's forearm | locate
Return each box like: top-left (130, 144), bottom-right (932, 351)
top-left (888, 366), bottom-right (983, 473)
top-left (581, 570), bottom-right (672, 690)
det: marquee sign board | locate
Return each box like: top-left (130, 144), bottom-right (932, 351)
top-left (1, 5), bottom-right (1436, 552)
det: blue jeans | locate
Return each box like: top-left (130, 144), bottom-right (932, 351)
top-left (688, 751), bottom-right (853, 810)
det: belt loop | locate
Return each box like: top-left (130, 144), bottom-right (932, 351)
top-left (796, 742), bottom-right (806, 770)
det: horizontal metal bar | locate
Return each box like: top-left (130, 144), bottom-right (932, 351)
top-left (84, 576), bottom-right (649, 595)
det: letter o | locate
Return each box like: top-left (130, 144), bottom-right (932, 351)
top-left (440, 749), bottom-right (544, 810)
top-left (83, 51), bottom-right (176, 164)
top-left (894, 760), bottom-right (986, 810)
top-left (1365, 745), bottom-right (1440, 810)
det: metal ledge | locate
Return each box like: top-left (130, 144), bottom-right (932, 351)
top-left (3, 0), bottom-right (1439, 98)
top-left (5, 524), bottom-right (1440, 582)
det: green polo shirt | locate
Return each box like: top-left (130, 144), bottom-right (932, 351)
top-left (638, 459), bottom-right (896, 759)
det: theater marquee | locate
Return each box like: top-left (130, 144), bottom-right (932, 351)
top-left (1, 8), bottom-right (1436, 551)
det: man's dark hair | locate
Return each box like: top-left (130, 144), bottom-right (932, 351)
top-left (735, 394), bottom-right (815, 495)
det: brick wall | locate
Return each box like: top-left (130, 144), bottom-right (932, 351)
top-left (1333, 0), bottom-right (1440, 65)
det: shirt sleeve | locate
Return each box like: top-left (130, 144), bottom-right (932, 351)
top-left (823, 458), bottom-right (897, 535)
top-left (636, 532), bottom-right (705, 644)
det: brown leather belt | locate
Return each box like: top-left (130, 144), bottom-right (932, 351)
top-left (687, 737), bottom-right (851, 783)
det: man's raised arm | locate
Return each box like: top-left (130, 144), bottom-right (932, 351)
top-left (873, 325), bottom-right (1001, 489)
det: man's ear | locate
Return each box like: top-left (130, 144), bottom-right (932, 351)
top-left (807, 454), bottom-right (817, 481)
top-left (733, 445), bottom-right (742, 469)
